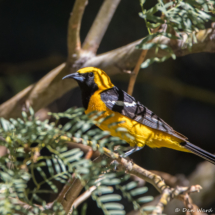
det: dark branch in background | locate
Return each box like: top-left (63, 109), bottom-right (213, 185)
top-left (82, 0), bottom-right (121, 55)
top-left (0, 54), bottom-right (65, 75)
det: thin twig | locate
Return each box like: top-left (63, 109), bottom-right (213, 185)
top-left (82, 0), bottom-right (121, 54)
top-left (127, 50), bottom-right (148, 95)
top-left (150, 170), bottom-right (189, 187)
top-left (67, 0), bottom-right (88, 65)
top-left (126, 19), bottom-right (163, 96)
top-left (4, 197), bottom-right (44, 212)
top-left (152, 185), bottom-right (202, 215)
top-left (84, 148), bottom-right (93, 159)
top-left (183, 194), bottom-right (207, 215)
top-left (70, 186), bottom-right (97, 210)
top-left (0, 54), bottom-right (65, 75)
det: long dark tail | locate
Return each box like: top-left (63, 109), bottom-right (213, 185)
top-left (180, 142), bottom-right (215, 165)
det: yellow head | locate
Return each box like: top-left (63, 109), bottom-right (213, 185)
top-left (63, 67), bottom-right (114, 91)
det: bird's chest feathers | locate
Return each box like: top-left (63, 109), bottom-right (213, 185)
top-left (85, 91), bottom-right (108, 113)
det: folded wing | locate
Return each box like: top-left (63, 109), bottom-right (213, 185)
top-left (100, 86), bottom-right (187, 141)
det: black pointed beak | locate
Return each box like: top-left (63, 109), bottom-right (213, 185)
top-left (62, 73), bottom-right (85, 82)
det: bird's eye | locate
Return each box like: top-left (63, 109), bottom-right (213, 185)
top-left (89, 72), bottom-right (94, 77)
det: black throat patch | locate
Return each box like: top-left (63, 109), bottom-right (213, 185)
top-left (77, 73), bottom-right (99, 109)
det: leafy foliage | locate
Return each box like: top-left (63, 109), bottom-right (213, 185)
top-left (0, 108), bottom-right (153, 215)
top-left (137, 0), bottom-right (215, 68)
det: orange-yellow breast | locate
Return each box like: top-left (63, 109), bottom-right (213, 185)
top-left (85, 91), bottom-right (189, 153)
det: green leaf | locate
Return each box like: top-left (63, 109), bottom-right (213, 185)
top-left (102, 178), bottom-right (121, 185)
top-left (145, 4), bottom-right (160, 15)
top-left (145, 14), bottom-right (165, 24)
top-left (81, 203), bottom-right (88, 215)
top-left (52, 158), bottom-right (62, 174)
top-left (60, 148), bottom-right (81, 158)
top-left (109, 210), bottom-right (125, 215)
top-left (76, 167), bottom-right (89, 174)
top-left (140, 58), bottom-right (154, 68)
top-left (98, 194), bottom-right (121, 202)
top-left (29, 107), bottom-right (34, 116)
top-left (137, 196), bottom-right (153, 203)
top-left (142, 206), bottom-right (157, 211)
top-left (22, 111), bottom-right (28, 120)
top-left (122, 181), bottom-right (138, 191)
top-left (140, 0), bottom-right (146, 6)
top-left (64, 151), bottom-right (84, 163)
top-left (94, 186), bottom-right (114, 195)
top-left (46, 159), bottom-right (54, 176)
top-left (130, 187), bottom-right (148, 196)
top-left (0, 118), bottom-right (11, 132)
top-left (104, 203), bottom-right (124, 210)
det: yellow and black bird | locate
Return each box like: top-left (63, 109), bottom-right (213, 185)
top-left (63, 67), bottom-right (215, 165)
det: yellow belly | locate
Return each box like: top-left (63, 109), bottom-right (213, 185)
top-left (85, 92), bottom-right (189, 153)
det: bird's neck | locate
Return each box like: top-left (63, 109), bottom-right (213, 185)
top-left (78, 83), bottom-right (99, 109)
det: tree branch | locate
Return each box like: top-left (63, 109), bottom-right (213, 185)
top-left (67, 0), bottom-right (88, 65)
top-left (151, 185), bottom-right (202, 215)
top-left (61, 177), bottom-right (85, 213)
top-left (59, 149), bottom-right (100, 213)
top-left (82, 0), bottom-right (121, 54)
top-left (85, 141), bottom-right (203, 215)
top-left (70, 186), bottom-right (97, 210)
top-left (127, 50), bottom-right (148, 95)
top-left (1, 27), bottom-right (215, 119)
top-left (0, 63), bottom-right (70, 118)
top-left (126, 14), bottom-right (163, 96)
top-left (0, 54), bottom-right (65, 75)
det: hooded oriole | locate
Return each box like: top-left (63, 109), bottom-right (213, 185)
top-left (63, 67), bottom-right (215, 165)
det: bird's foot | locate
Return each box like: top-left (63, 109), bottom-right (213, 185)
top-left (124, 146), bottom-right (144, 157)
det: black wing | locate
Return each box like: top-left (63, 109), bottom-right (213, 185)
top-left (100, 86), bottom-right (187, 141)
